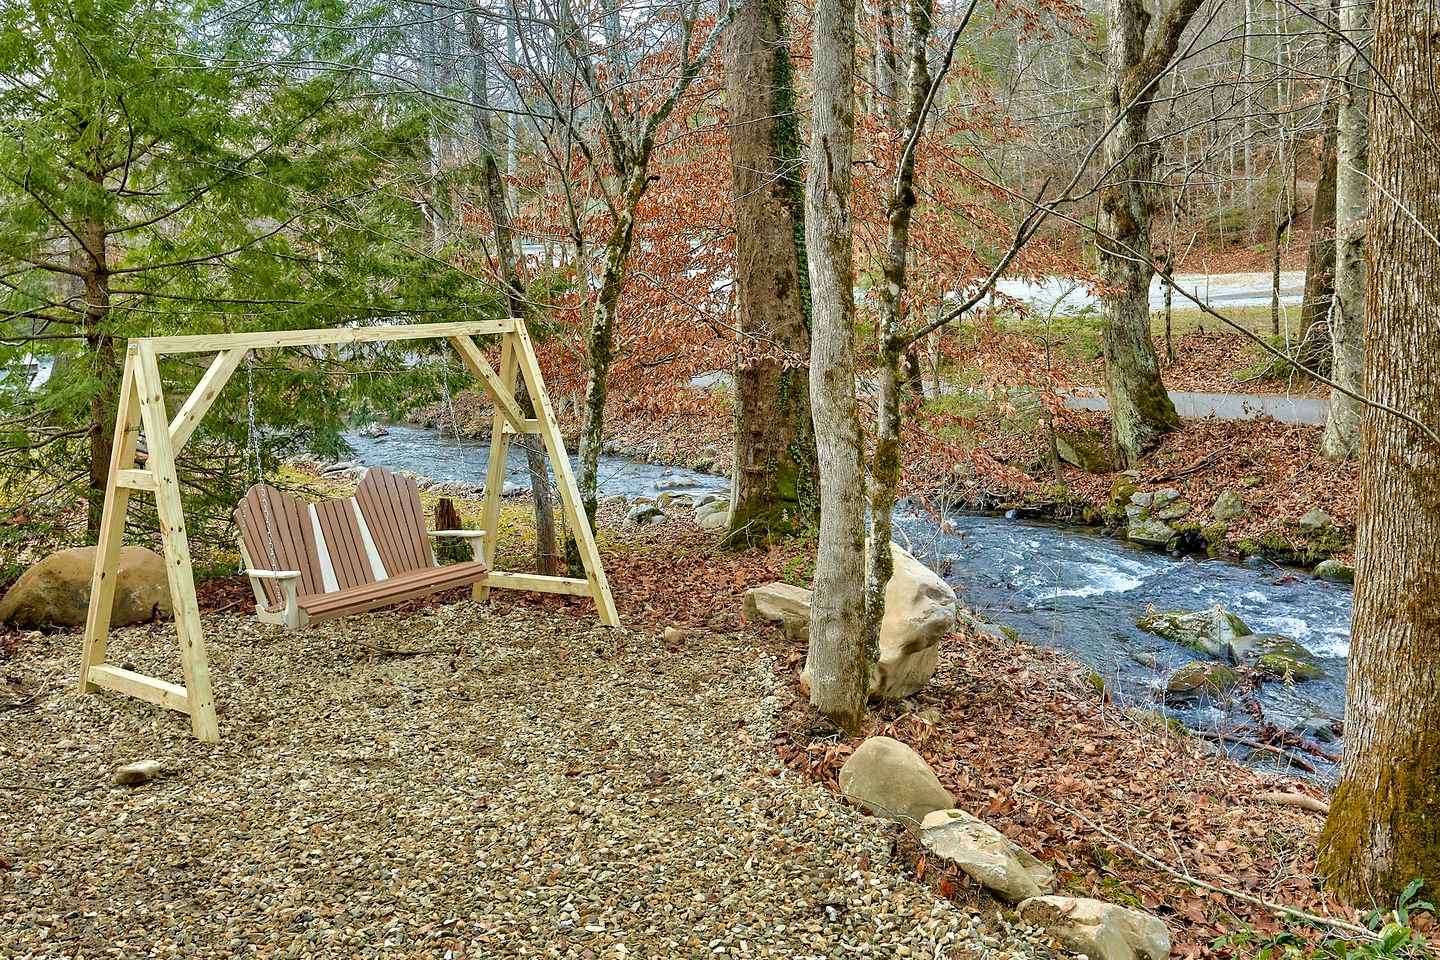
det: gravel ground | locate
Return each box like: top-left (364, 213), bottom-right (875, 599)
top-left (1, 605), bottom-right (1059, 959)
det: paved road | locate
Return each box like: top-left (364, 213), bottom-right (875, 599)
top-left (995, 271), bottom-right (1306, 314)
top-left (1063, 389), bottom-right (1329, 425)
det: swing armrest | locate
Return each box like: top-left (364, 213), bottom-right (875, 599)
top-left (428, 529), bottom-right (486, 564)
top-left (242, 568), bottom-right (304, 628)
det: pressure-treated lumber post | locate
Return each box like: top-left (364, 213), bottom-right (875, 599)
top-left (511, 322), bottom-right (620, 626)
top-left (474, 334), bottom-right (519, 602)
top-left (132, 343), bottom-right (220, 742)
top-left (79, 347), bottom-right (142, 692)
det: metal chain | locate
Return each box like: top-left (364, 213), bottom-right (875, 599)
top-left (245, 353), bottom-right (281, 572)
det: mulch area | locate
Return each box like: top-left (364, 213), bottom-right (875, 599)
top-left (2, 503), bottom-right (1427, 958)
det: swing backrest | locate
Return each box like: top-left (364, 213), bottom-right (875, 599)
top-left (235, 467), bottom-right (436, 606)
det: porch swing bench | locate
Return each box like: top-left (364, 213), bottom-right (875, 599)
top-left (237, 466), bottom-right (488, 629)
top-left (79, 318), bottom-right (619, 743)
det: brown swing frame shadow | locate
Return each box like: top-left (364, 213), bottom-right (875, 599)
top-left (79, 318), bottom-right (619, 743)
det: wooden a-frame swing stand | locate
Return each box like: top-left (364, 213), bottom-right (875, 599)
top-left (79, 319), bottom-right (618, 743)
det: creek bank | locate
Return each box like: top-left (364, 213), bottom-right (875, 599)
top-left (838, 736), bottom-right (1172, 958)
top-left (339, 423), bottom-right (1353, 776)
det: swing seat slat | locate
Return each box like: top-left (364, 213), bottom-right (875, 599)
top-left (235, 467), bottom-right (487, 628)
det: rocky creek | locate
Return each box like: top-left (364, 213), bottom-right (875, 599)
top-left (339, 424), bottom-right (1351, 778)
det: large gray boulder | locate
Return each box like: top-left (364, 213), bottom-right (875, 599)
top-left (758, 544), bottom-right (957, 699)
top-left (920, 809), bottom-right (1053, 902)
top-left (838, 736), bottom-right (953, 829)
top-left (743, 582), bottom-right (812, 641)
top-left (872, 544), bottom-right (956, 699)
top-left (0, 546), bottom-right (171, 630)
top-left (1018, 896), bottom-right (1171, 960)
top-left (1137, 604), bottom-right (1251, 658)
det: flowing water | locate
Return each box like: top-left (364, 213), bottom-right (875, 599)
top-left (894, 507), bottom-right (1350, 776)
top-left (340, 424), bottom-right (1351, 777)
top-left (340, 424), bottom-right (731, 501)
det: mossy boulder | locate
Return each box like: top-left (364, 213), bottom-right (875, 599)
top-left (1255, 652), bottom-right (1325, 681)
top-left (1228, 633), bottom-right (1326, 681)
top-left (1313, 559), bottom-right (1355, 583)
top-left (1211, 490), bottom-right (1246, 521)
top-left (1166, 661), bottom-right (1241, 696)
top-left (1154, 500), bottom-right (1191, 521)
top-left (1127, 517), bottom-right (1177, 548)
top-left (1138, 604), bottom-right (1251, 658)
top-left (1107, 476), bottom-right (1140, 517)
top-left (1055, 427), bottom-right (1117, 474)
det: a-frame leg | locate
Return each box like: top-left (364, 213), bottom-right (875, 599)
top-left (133, 344), bottom-right (219, 742)
top-left (474, 334), bottom-right (519, 602)
top-left (511, 323), bottom-right (620, 626)
top-left (79, 347), bottom-right (143, 692)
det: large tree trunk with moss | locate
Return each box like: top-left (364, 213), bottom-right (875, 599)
top-left (1297, 103), bottom-right (1338, 377)
top-left (577, 172), bottom-right (647, 521)
top-left (722, 0), bottom-right (818, 547)
top-left (1097, 0), bottom-right (1201, 466)
top-left (805, 0), bottom-right (868, 734)
top-left (1318, 0), bottom-right (1440, 905)
top-left (1320, 0), bottom-right (1370, 461)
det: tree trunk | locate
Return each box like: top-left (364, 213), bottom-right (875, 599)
top-left (1318, 1), bottom-right (1440, 904)
top-left (577, 174), bottom-right (646, 521)
top-left (1096, 0), bottom-right (1196, 466)
top-left (1298, 102), bottom-right (1339, 377)
top-left (722, 0), bottom-right (819, 547)
top-left (805, 0), bottom-right (868, 734)
top-left (470, 17), bottom-right (559, 574)
top-left (81, 210), bottom-right (113, 542)
top-left (865, 0), bottom-right (933, 671)
top-left (1320, 0), bottom-right (1370, 460)
top-left (874, 0), bottom-right (900, 123)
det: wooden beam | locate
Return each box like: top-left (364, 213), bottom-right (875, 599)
top-left (115, 469), bottom-right (157, 491)
top-left (448, 335), bottom-right (528, 430)
top-left (168, 348), bottom-right (245, 454)
top-left (87, 665), bottom-right (191, 715)
top-left (474, 334), bottom-right (519, 604)
top-left (79, 350), bottom-right (143, 693)
top-left (511, 322), bottom-right (620, 627)
top-left (134, 319), bottom-right (515, 355)
top-left (133, 344), bottom-right (220, 743)
top-left (485, 571), bottom-right (594, 596)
